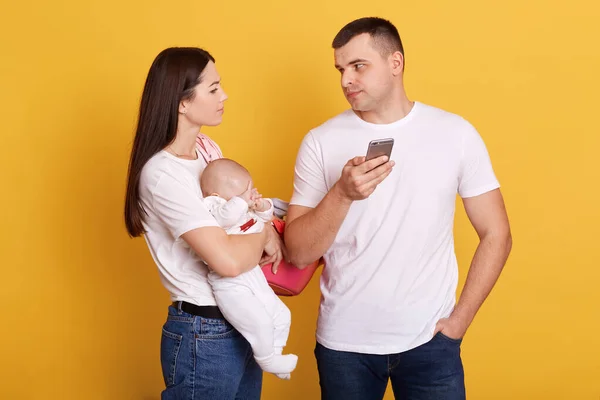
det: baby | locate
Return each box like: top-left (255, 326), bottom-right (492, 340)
top-left (200, 158), bottom-right (298, 380)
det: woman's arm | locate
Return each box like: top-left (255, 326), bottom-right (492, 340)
top-left (148, 161), bottom-right (284, 277)
top-left (182, 225), bottom-right (282, 277)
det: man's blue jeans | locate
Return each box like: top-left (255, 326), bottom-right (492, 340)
top-left (315, 332), bottom-right (466, 400)
top-left (160, 304), bottom-right (262, 400)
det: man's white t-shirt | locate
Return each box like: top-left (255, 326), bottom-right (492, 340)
top-left (290, 101), bottom-right (500, 354)
top-left (139, 149), bottom-right (220, 306)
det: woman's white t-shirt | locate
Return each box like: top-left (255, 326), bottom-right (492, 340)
top-left (139, 149), bottom-right (220, 306)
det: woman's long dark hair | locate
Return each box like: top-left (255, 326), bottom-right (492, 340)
top-left (124, 47), bottom-right (215, 237)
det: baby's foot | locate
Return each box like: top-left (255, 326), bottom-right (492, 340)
top-left (255, 353), bottom-right (298, 374)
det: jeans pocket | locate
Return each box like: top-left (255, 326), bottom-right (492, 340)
top-left (196, 318), bottom-right (237, 339)
top-left (160, 328), bottom-right (183, 387)
top-left (437, 331), bottom-right (463, 344)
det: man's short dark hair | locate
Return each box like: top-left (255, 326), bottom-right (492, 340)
top-left (332, 17), bottom-right (404, 58)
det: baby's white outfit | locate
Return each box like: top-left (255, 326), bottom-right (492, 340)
top-left (204, 196), bottom-right (297, 379)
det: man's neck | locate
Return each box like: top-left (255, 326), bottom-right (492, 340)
top-left (355, 91), bottom-right (414, 125)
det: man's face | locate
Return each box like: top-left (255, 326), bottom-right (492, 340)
top-left (334, 33), bottom-right (396, 112)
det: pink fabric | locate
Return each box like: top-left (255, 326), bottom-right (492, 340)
top-left (196, 133), bottom-right (223, 163)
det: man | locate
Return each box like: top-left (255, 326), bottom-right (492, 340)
top-left (284, 17), bottom-right (512, 400)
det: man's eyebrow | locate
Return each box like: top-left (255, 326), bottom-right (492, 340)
top-left (335, 59), bottom-right (369, 69)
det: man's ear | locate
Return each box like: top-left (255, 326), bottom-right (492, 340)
top-left (391, 51), bottom-right (404, 76)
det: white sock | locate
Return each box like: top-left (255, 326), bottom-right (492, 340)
top-left (272, 346), bottom-right (292, 379)
top-left (255, 353), bottom-right (298, 376)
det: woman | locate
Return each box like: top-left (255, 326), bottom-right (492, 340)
top-left (124, 47), bottom-right (284, 399)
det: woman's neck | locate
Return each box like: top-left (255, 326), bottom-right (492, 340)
top-left (168, 123), bottom-right (201, 159)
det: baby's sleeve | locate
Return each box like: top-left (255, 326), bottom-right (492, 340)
top-left (204, 196), bottom-right (249, 230)
top-left (254, 198), bottom-right (274, 223)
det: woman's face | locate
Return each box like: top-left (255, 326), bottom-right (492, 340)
top-left (180, 61), bottom-right (228, 127)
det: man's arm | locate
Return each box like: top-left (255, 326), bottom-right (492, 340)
top-left (285, 155), bottom-right (394, 267)
top-left (285, 186), bottom-right (351, 268)
top-left (435, 188), bottom-right (512, 339)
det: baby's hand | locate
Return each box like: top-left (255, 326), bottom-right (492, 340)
top-left (240, 181), bottom-right (254, 207)
top-left (252, 192), bottom-right (270, 212)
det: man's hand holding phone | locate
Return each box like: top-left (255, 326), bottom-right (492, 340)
top-left (333, 155), bottom-right (395, 202)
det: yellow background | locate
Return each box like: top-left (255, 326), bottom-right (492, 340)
top-left (1, 0), bottom-right (599, 399)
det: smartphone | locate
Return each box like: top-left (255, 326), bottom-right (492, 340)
top-left (365, 138), bottom-right (394, 162)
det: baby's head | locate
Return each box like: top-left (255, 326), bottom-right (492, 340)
top-left (201, 158), bottom-right (252, 200)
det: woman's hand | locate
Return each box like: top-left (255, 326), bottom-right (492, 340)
top-left (259, 223), bottom-right (287, 274)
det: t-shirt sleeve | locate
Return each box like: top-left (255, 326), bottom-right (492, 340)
top-left (151, 173), bottom-right (220, 240)
top-left (458, 122), bottom-right (501, 198)
top-left (290, 132), bottom-right (328, 208)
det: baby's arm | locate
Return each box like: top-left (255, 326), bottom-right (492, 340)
top-left (205, 196), bottom-right (249, 229)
